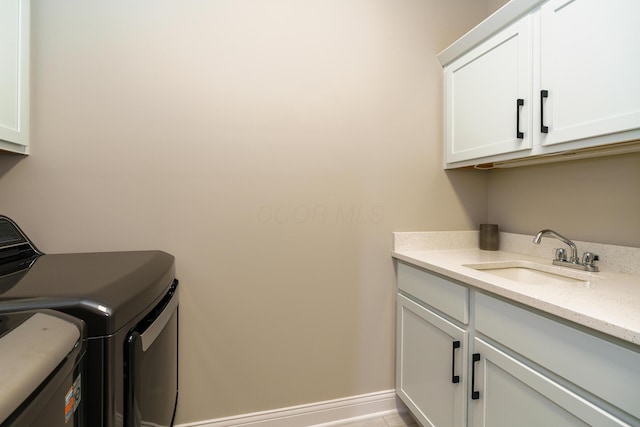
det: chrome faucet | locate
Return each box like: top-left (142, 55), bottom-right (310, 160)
top-left (533, 229), bottom-right (579, 262)
top-left (533, 229), bottom-right (599, 272)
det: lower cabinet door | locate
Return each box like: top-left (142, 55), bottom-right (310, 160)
top-left (470, 338), bottom-right (630, 427)
top-left (396, 294), bottom-right (467, 427)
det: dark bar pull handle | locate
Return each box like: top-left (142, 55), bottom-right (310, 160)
top-left (471, 353), bottom-right (481, 400)
top-left (452, 340), bottom-right (461, 383)
top-left (540, 90), bottom-right (549, 133)
top-left (516, 98), bottom-right (524, 139)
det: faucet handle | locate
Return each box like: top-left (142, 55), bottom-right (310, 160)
top-left (582, 252), bottom-right (599, 267)
top-left (555, 248), bottom-right (567, 262)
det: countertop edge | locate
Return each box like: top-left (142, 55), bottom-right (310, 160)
top-left (392, 249), bottom-right (640, 347)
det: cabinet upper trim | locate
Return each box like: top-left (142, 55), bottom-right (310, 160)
top-left (438, 0), bottom-right (543, 66)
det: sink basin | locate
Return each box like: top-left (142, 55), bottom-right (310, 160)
top-left (464, 261), bottom-right (592, 286)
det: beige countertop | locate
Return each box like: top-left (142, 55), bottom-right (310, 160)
top-left (392, 231), bottom-right (640, 346)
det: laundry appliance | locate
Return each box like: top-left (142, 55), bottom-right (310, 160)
top-left (0, 309), bottom-right (85, 427)
top-left (0, 216), bottom-right (178, 427)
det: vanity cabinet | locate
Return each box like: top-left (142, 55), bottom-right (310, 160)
top-left (396, 294), bottom-right (467, 427)
top-left (396, 261), bottom-right (470, 427)
top-left (474, 292), bottom-right (640, 424)
top-left (0, 0), bottom-right (30, 154)
top-left (469, 337), bottom-right (629, 427)
top-left (442, 0), bottom-right (640, 168)
top-left (396, 262), bottom-right (470, 427)
top-left (395, 261), bottom-right (639, 426)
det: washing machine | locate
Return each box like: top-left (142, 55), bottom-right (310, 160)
top-left (0, 309), bottom-right (86, 427)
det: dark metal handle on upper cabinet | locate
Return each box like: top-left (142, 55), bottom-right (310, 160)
top-left (452, 340), bottom-right (461, 383)
top-left (540, 90), bottom-right (549, 133)
top-left (471, 353), bottom-right (481, 400)
top-left (516, 98), bottom-right (524, 139)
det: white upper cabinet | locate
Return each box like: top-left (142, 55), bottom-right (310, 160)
top-left (440, 0), bottom-right (640, 169)
top-left (0, 0), bottom-right (30, 154)
top-left (445, 16), bottom-right (533, 164)
top-left (538, 0), bottom-right (640, 148)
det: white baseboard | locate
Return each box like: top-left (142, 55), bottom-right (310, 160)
top-left (176, 389), bottom-right (406, 427)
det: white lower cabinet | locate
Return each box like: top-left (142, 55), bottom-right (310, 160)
top-left (395, 262), bottom-right (639, 427)
top-left (470, 338), bottom-right (628, 427)
top-left (396, 294), bottom-right (467, 427)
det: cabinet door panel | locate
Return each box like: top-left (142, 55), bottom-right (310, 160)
top-left (445, 15), bottom-right (532, 164)
top-left (471, 338), bottom-right (630, 427)
top-left (397, 262), bottom-right (468, 324)
top-left (539, 0), bottom-right (640, 147)
top-left (396, 294), bottom-right (467, 427)
top-left (0, 0), bottom-right (29, 153)
top-left (475, 292), bottom-right (640, 420)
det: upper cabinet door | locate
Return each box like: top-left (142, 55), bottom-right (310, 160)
top-left (0, 0), bottom-right (30, 154)
top-left (539, 0), bottom-right (640, 147)
top-left (444, 15), bottom-right (533, 165)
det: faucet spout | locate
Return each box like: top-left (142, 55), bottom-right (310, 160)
top-left (533, 229), bottom-right (579, 263)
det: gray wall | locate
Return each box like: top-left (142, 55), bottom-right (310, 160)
top-left (488, 153), bottom-right (640, 247)
top-left (0, 0), bottom-right (490, 423)
top-left (473, 0), bottom-right (640, 247)
top-left (487, 0), bottom-right (509, 14)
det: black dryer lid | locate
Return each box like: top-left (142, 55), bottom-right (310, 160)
top-left (0, 250), bottom-right (175, 337)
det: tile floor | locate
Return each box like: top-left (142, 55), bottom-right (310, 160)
top-left (333, 411), bottom-right (418, 427)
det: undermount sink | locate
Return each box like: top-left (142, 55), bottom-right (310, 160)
top-left (463, 261), bottom-right (594, 286)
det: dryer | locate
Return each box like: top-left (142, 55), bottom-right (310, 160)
top-left (0, 216), bottom-right (178, 427)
